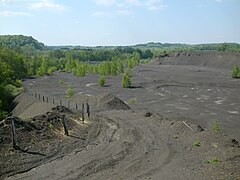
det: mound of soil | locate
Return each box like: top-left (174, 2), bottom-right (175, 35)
top-left (96, 92), bottom-right (130, 111)
top-left (0, 106), bottom-right (95, 179)
top-left (150, 51), bottom-right (240, 70)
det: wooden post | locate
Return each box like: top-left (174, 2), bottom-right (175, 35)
top-left (43, 96), bottom-right (45, 102)
top-left (35, 93), bottom-right (37, 98)
top-left (75, 103), bottom-right (78, 110)
top-left (10, 117), bottom-right (17, 149)
top-left (82, 103), bottom-right (85, 123)
top-left (38, 94), bottom-right (40, 100)
top-left (53, 98), bottom-right (55, 104)
top-left (86, 103), bottom-right (90, 118)
top-left (62, 115), bottom-right (69, 136)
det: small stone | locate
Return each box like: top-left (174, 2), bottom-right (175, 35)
top-left (144, 112), bottom-right (152, 117)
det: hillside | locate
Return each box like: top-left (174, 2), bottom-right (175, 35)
top-left (0, 35), bottom-right (45, 50)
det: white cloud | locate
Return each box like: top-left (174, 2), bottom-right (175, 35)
top-left (0, 0), bottom-right (12, 3)
top-left (146, 0), bottom-right (167, 11)
top-left (117, 9), bottom-right (133, 16)
top-left (92, 11), bottom-right (112, 16)
top-left (94, 0), bottom-right (116, 5)
top-left (29, 0), bottom-right (66, 11)
top-left (124, 0), bottom-right (141, 6)
top-left (0, 10), bottom-right (31, 17)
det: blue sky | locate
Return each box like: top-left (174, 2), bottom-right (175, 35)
top-left (0, 0), bottom-right (240, 46)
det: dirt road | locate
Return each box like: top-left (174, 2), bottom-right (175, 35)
top-left (7, 110), bottom-right (240, 179)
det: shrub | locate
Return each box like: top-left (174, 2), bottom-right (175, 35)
top-left (66, 85), bottom-right (73, 98)
top-left (212, 119), bottom-right (220, 132)
top-left (128, 98), bottom-right (136, 105)
top-left (47, 67), bottom-right (57, 75)
top-left (122, 72), bottom-right (131, 88)
top-left (205, 158), bottom-right (221, 164)
top-left (193, 140), bottom-right (201, 147)
top-left (232, 64), bottom-right (240, 78)
top-left (98, 75), bottom-right (105, 87)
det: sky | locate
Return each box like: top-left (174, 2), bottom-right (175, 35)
top-left (0, 0), bottom-right (240, 46)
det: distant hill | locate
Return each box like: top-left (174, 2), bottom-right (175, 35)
top-left (133, 42), bottom-right (240, 52)
top-left (0, 35), bottom-right (45, 50)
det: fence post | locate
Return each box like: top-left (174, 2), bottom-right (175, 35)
top-left (86, 103), bottom-right (90, 118)
top-left (53, 98), bottom-right (55, 104)
top-left (43, 96), bottom-right (45, 102)
top-left (10, 117), bottom-right (17, 149)
top-left (35, 93), bottom-right (37, 98)
top-left (75, 103), bottom-right (78, 110)
top-left (46, 97), bottom-right (48, 103)
top-left (60, 100), bottom-right (62, 106)
top-left (82, 103), bottom-right (85, 123)
top-left (38, 94), bottom-right (40, 100)
top-left (62, 115), bottom-right (69, 136)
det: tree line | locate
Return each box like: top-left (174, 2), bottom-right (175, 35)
top-left (0, 44), bottom-right (151, 120)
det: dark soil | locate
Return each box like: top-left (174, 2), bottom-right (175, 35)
top-left (1, 51), bottom-right (240, 179)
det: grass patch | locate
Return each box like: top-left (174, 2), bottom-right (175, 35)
top-left (212, 119), bottom-right (220, 132)
top-left (205, 158), bottom-right (221, 164)
top-left (128, 98), bottom-right (136, 105)
top-left (48, 123), bottom-right (54, 129)
top-left (193, 140), bottom-right (201, 147)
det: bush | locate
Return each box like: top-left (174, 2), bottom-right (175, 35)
top-left (232, 64), bottom-right (240, 78)
top-left (122, 72), bottom-right (131, 88)
top-left (212, 119), bottom-right (220, 132)
top-left (98, 75), bottom-right (105, 87)
top-left (66, 85), bottom-right (73, 98)
top-left (128, 98), bottom-right (136, 105)
top-left (193, 140), bottom-right (201, 147)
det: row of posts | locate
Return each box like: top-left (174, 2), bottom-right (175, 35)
top-left (9, 89), bottom-right (92, 149)
top-left (10, 101), bottom-right (90, 149)
top-left (26, 90), bottom-right (90, 112)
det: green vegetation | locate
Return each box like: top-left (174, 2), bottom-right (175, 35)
top-left (66, 85), bottom-right (74, 98)
top-left (48, 123), bottom-right (54, 129)
top-left (58, 79), bottom-right (64, 85)
top-left (0, 35), bottom-right (45, 50)
top-left (98, 75), bottom-right (105, 87)
top-left (122, 71), bottom-right (131, 88)
top-left (205, 158), bottom-right (221, 164)
top-left (193, 140), bottom-right (201, 147)
top-left (212, 119), bottom-right (220, 132)
top-left (232, 64), bottom-right (240, 78)
top-left (128, 98), bottom-right (136, 105)
top-left (0, 34), bottom-right (240, 120)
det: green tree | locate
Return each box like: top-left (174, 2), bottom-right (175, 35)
top-left (37, 57), bottom-right (49, 76)
top-left (122, 72), bottom-right (131, 88)
top-left (66, 85), bottom-right (74, 98)
top-left (98, 75), bottom-right (105, 87)
top-left (232, 64), bottom-right (240, 78)
top-left (218, 43), bottom-right (227, 52)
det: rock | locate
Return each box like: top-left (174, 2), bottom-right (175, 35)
top-left (144, 112), bottom-right (152, 117)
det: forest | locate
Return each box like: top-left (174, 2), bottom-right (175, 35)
top-left (1, 35), bottom-right (240, 120)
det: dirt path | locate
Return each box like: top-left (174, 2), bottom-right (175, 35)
top-left (7, 110), bottom-right (240, 180)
